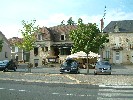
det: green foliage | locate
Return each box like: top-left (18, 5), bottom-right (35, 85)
top-left (69, 18), bottom-right (108, 54)
top-left (67, 17), bottom-right (75, 25)
top-left (17, 20), bottom-right (39, 52)
top-left (0, 39), bottom-right (3, 52)
top-left (69, 18), bottom-right (108, 74)
top-left (60, 20), bottom-right (65, 25)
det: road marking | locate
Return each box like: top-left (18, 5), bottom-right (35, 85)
top-left (98, 85), bottom-right (133, 98)
top-left (65, 75), bottom-right (81, 83)
top-left (0, 88), bottom-right (5, 90)
top-left (52, 92), bottom-right (95, 97)
top-left (19, 90), bottom-right (26, 92)
top-left (99, 84), bottom-right (133, 88)
top-left (52, 92), bottom-right (59, 95)
top-left (9, 89), bottom-right (15, 91)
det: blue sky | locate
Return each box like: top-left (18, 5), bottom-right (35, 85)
top-left (0, 0), bottom-right (133, 38)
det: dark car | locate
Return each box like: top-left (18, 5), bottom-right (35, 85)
top-left (3, 59), bottom-right (17, 72)
top-left (94, 61), bottom-right (112, 75)
top-left (60, 58), bottom-right (80, 74)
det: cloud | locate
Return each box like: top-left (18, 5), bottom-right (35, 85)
top-left (104, 9), bottom-right (133, 27)
top-left (0, 25), bottom-right (22, 39)
top-left (1, 9), bottom-right (133, 39)
top-left (36, 9), bottom-right (133, 32)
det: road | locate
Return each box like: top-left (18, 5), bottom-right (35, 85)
top-left (0, 80), bottom-right (133, 100)
top-left (0, 64), bottom-right (133, 100)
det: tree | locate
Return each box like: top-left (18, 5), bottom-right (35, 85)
top-left (67, 17), bottom-right (75, 25)
top-left (69, 18), bottom-right (108, 74)
top-left (0, 39), bottom-right (3, 52)
top-left (60, 20), bottom-right (65, 25)
top-left (17, 20), bottom-right (39, 72)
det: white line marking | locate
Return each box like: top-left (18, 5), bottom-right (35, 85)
top-left (0, 88), bottom-right (5, 90)
top-left (19, 90), bottom-right (26, 92)
top-left (52, 93), bottom-right (59, 95)
top-left (99, 85), bottom-right (133, 88)
top-left (9, 89), bottom-right (15, 91)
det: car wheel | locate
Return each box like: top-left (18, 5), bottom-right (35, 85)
top-left (14, 67), bottom-right (16, 71)
top-left (77, 71), bottom-right (80, 74)
top-left (60, 72), bottom-right (63, 74)
top-left (4, 68), bottom-right (8, 72)
top-left (94, 72), bottom-right (97, 75)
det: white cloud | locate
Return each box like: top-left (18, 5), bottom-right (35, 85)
top-left (0, 25), bottom-right (22, 39)
top-left (1, 9), bottom-right (133, 39)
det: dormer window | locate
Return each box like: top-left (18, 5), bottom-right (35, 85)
top-left (114, 25), bottom-right (119, 32)
top-left (38, 34), bottom-right (43, 41)
top-left (60, 34), bottom-right (65, 40)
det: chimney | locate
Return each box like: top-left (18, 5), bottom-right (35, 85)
top-left (100, 18), bottom-right (104, 33)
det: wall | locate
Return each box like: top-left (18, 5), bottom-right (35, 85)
top-left (0, 32), bottom-right (11, 60)
top-left (103, 33), bottom-right (133, 64)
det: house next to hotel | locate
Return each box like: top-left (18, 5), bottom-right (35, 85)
top-left (102, 20), bottom-right (133, 64)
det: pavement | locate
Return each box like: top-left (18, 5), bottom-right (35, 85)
top-left (0, 64), bottom-right (133, 85)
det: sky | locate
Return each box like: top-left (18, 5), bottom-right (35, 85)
top-left (0, 0), bottom-right (133, 39)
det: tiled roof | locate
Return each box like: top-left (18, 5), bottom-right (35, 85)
top-left (38, 25), bottom-right (77, 42)
top-left (38, 27), bottom-right (51, 40)
top-left (0, 31), bottom-right (10, 46)
top-left (8, 37), bottom-right (23, 46)
top-left (49, 25), bottom-right (77, 41)
top-left (103, 20), bottom-right (133, 33)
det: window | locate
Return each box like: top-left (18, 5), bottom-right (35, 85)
top-left (130, 44), bottom-right (133, 49)
top-left (11, 47), bottom-right (18, 53)
top-left (38, 34), bottom-right (43, 41)
top-left (114, 25), bottom-right (119, 32)
top-left (15, 47), bottom-right (18, 52)
top-left (45, 47), bottom-right (48, 52)
top-left (60, 34), bottom-right (65, 40)
top-left (41, 47), bottom-right (44, 51)
top-left (11, 47), bottom-right (15, 52)
top-left (116, 51), bottom-right (120, 60)
top-left (105, 51), bottom-right (110, 59)
top-left (34, 47), bottom-right (38, 56)
top-left (60, 47), bottom-right (71, 55)
top-left (5, 52), bottom-right (8, 58)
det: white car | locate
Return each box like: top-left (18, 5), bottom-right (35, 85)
top-left (94, 61), bottom-right (112, 75)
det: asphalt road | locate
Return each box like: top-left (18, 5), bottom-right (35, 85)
top-left (0, 80), bottom-right (133, 100)
top-left (0, 64), bottom-right (133, 100)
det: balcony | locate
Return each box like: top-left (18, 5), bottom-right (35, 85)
top-left (112, 46), bottom-right (123, 50)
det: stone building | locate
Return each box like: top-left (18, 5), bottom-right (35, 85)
top-left (8, 37), bottom-right (30, 62)
top-left (30, 25), bottom-right (77, 67)
top-left (102, 20), bottom-right (133, 64)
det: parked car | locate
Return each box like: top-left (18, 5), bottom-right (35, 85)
top-left (3, 59), bottom-right (17, 72)
top-left (94, 61), bottom-right (111, 75)
top-left (0, 61), bottom-right (7, 71)
top-left (60, 58), bottom-right (80, 74)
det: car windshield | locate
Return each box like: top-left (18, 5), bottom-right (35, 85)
top-left (97, 61), bottom-right (110, 65)
top-left (62, 60), bottom-right (78, 67)
top-left (3, 60), bottom-right (9, 64)
top-left (0, 61), bottom-right (3, 64)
